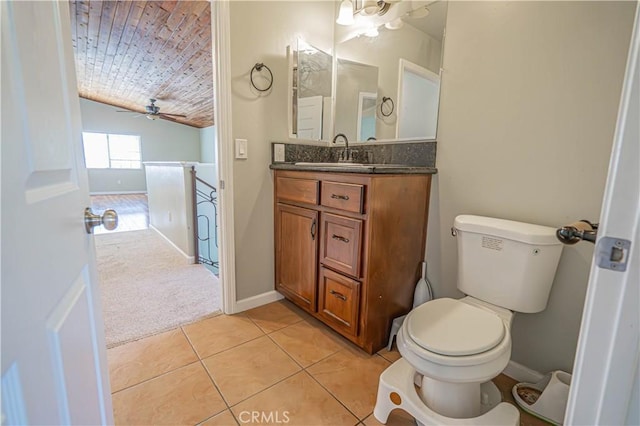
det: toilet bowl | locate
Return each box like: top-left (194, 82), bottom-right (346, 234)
top-left (374, 215), bottom-right (564, 425)
top-left (397, 297), bottom-right (513, 418)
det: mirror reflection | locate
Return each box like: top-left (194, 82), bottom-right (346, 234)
top-left (334, 58), bottom-right (379, 141)
top-left (334, 0), bottom-right (447, 142)
top-left (291, 39), bottom-right (333, 141)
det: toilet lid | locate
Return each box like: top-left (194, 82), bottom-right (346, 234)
top-left (407, 298), bottom-right (505, 356)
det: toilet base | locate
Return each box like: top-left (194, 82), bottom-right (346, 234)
top-left (374, 358), bottom-right (520, 425)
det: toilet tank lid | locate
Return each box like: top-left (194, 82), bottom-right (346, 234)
top-left (454, 215), bottom-right (561, 245)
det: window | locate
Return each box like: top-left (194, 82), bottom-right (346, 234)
top-left (82, 132), bottom-right (141, 169)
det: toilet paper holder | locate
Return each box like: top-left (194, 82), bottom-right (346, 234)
top-left (556, 219), bottom-right (598, 244)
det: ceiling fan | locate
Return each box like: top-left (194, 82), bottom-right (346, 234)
top-left (117, 99), bottom-right (187, 121)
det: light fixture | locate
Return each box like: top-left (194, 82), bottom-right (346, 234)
top-left (146, 115), bottom-right (157, 120)
top-left (361, 0), bottom-right (380, 16)
top-left (384, 17), bottom-right (404, 30)
top-left (336, 0), bottom-right (355, 25)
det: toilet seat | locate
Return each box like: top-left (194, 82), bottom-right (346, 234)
top-left (407, 298), bottom-right (505, 356)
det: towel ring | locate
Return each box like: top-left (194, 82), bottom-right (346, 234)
top-left (380, 96), bottom-right (394, 117)
top-left (250, 63), bottom-right (273, 92)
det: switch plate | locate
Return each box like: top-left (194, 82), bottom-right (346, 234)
top-left (235, 139), bottom-right (248, 159)
top-left (274, 143), bottom-right (285, 162)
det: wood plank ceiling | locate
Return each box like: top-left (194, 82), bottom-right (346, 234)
top-left (69, 1), bottom-right (214, 128)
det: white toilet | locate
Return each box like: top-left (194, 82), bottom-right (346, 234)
top-left (374, 215), bottom-right (563, 425)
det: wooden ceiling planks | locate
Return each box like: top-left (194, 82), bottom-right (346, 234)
top-left (69, 0), bottom-right (214, 128)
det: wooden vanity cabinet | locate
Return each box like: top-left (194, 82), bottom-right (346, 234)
top-left (274, 170), bottom-right (431, 354)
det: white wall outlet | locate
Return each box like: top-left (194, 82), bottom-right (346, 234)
top-left (274, 143), bottom-right (285, 162)
top-left (235, 138), bottom-right (248, 159)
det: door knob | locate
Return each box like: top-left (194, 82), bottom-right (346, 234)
top-left (84, 207), bottom-right (118, 234)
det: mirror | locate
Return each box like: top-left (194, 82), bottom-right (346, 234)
top-left (334, 58), bottom-right (379, 141)
top-left (289, 39), bottom-right (333, 141)
top-left (334, 0), bottom-right (448, 142)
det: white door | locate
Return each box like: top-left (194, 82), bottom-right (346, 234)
top-left (565, 4), bottom-right (639, 425)
top-left (297, 95), bottom-right (324, 140)
top-left (1, 2), bottom-right (113, 425)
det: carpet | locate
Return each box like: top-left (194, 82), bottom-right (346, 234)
top-left (95, 229), bottom-right (222, 348)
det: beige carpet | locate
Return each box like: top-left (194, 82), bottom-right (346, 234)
top-left (95, 229), bottom-right (221, 348)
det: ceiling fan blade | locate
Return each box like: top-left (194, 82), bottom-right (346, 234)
top-left (159, 113), bottom-right (187, 118)
top-left (116, 110), bottom-right (138, 113)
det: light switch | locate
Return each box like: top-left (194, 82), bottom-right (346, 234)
top-left (274, 143), bottom-right (285, 162)
top-left (235, 139), bottom-right (248, 159)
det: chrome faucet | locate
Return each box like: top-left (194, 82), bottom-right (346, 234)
top-left (333, 133), bottom-right (353, 162)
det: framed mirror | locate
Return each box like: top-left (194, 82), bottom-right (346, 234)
top-left (333, 0), bottom-right (448, 142)
top-left (288, 39), bottom-right (333, 141)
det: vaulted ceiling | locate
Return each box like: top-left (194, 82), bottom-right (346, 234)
top-left (69, 1), bottom-right (214, 128)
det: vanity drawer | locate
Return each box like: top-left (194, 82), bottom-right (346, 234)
top-left (276, 177), bottom-right (319, 205)
top-left (320, 213), bottom-right (362, 278)
top-left (320, 181), bottom-right (364, 213)
top-left (318, 267), bottom-right (360, 337)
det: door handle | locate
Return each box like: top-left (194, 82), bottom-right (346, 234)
top-left (311, 218), bottom-right (316, 240)
top-left (84, 207), bottom-right (118, 234)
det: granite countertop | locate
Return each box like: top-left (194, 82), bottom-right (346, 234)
top-left (270, 162), bottom-right (437, 174)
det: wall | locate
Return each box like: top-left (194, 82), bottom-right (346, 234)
top-left (80, 98), bottom-right (202, 193)
top-left (200, 125), bottom-right (217, 164)
top-left (145, 163), bottom-right (195, 259)
top-left (229, 1), bottom-right (335, 300)
top-left (428, 1), bottom-right (635, 373)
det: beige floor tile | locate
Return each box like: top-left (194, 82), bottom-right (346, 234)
top-left (112, 362), bottom-right (226, 425)
top-left (377, 346), bottom-right (402, 363)
top-left (107, 328), bottom-right (198, 392)
top-left (200, 409), bottom-right (239, 426)
top-left (362, 409), bottom-right (416, 426)
top-left (183, 314), bottom-right (265, 359)
top-left (231, 371), bottom-right (358, 425)
top-left (202, 335), bottom-right (301, 405)
top-left (245, 300), bottom-right (306, 334)
top-left (269, 320), bottom-right (348, 368)
top-left (307, 348), bottom-right (390, 419)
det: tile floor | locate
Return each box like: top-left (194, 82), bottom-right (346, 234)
top-left (108, 300), bottom-right (549, 425)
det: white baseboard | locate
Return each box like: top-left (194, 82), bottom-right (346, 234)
top-left (89, 191), bottom-right (147, 195)
top-left (503, 360), bottom-right (545, 383)
top-left (149, 225), bottom-right (195, 264)
top-left (234, 290), bottom-right (284, 313)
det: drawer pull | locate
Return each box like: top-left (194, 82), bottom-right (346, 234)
top-left (331, 194), bottom-right (350, 201)
top-left (332, 234), bottom-right (350, 243)
top-left (329, 290), bottom-right (347, 301)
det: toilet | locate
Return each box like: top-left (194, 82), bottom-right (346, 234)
top-left (374, 215), bottom-right (563, 425)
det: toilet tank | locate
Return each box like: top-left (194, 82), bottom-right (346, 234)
top-left (454, 215), bottom-right (563, 313)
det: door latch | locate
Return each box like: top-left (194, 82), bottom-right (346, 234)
top-left (596, 237), bottom-right (631, 272)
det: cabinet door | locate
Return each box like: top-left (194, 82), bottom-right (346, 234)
top-left (275, 203), bottom-right (319, 312)
top-left (318, 267), bottom-right (361, 337)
